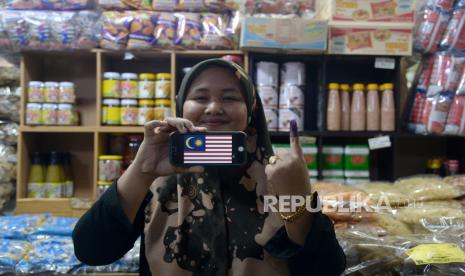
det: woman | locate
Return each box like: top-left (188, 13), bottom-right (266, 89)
top-left (73, 59), bottom-right (346, 276)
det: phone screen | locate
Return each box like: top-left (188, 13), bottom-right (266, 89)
top-left (170, 132), bottom-right (247, 166)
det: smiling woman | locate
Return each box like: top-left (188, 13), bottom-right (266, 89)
top-left (72, 58), bottom-right (346, 276)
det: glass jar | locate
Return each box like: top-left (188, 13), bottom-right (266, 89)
top-left (97, 181), bottom-right (112, 199)
top-left (98, 155), bottom-right (123, 181)
top-left (102, 72), bottom-right (121, 98)
top-left (155, 73), bottom-right (171, 99)
top-left (124, 134), bottom-right (143, 169)
top-left (121, 73), bottom-right (138, 98)
top-left (138, 99), bottom-right (155, 125)
top-left (42, 103), bottom-right (58, 125)
top-left (44, 82), bottom-right (59, 103)
top-left (102, 99), bottom-right (120, 125)
top-left (59, 82), bottom-right (76, 103)
top-left (57, 103), bottom-right (76, 125)
top-left (154, 99), bottom-right (172, 120)
top-left (28, 81), bottom-right (44, 103)
top-left (121, 99), bottom-right (138, 125)
top-left (139, 73), bottom-right (156, 99)
top-left (26, 103), bottom-right (42, 125)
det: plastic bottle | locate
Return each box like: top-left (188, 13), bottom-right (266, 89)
top-left (381, 83), bottom-right (396, 131)
top-left (366, 83), bottom-right (380, 131)
top-left (28, 152), bottom-right (46, 198)
top-left (350, 84), bottom-right (366, 131)
top-left (326, 83), bottom-right (341, 131)
top-left (62, 152), bottom-right (74, 198)
top-left (44, 152), bottom-right (64, 198)
top-left (340, 84), bottom-right (351, 131)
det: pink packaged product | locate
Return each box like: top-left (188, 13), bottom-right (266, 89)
top-left (420, 53), bottom-right (465, 134)
top-left (445, 72), bottom-right (465, 135)
top-left (244, 0), bottom-right (315, 17)
top-left (425, 0), bottom-right (456, 12)
top-left (408, 56), bottom-right (434, 132)
top-left (414, 5), bottom-right (451, 53)
top-left (440, 5), bottom-right (465, 54)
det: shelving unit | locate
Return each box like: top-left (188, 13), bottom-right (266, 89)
top-left (16, 49), bottom-right (465, 217)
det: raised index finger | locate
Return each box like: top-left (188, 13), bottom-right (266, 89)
top-left (289, 120), bottom-right (303, 158)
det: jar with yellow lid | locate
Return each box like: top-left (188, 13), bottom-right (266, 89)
top-left (97, 181), bottom-right (113, 198)
top-left (102, 72), bottom-right (121, 98)
top-left (139, 73), bottom-right (156, 99)
top-left (121, 99), bottom-right (138, 126)
top-left (138, 99), bottom-right (155, 125)
top-left (98, 155), bottom-right (123, 181)
top-left (102, 98), bottom-right (120, 125)
top-left (155, 73), bottom-right (171, 99)
top-left (154, 99), bottom-right (172, 120)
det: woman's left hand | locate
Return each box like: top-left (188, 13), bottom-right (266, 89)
top-left (265, 120), bottom-right (311, 197)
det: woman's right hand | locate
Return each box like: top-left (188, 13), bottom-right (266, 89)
top-left (132, 117), bottom-right (206, 180)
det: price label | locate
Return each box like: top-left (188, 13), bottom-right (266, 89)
top-left (375, 57), bottom-right (396, 70)
top-left (124, 52), bottom-right (135, 60)
top-left (368, 136), bottom-right (391, 150)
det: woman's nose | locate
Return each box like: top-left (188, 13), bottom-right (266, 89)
top-left (205, 100), bottom-right (224, 115)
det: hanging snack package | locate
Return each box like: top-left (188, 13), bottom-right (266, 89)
top-left (74, 11), bottom-right (101, 49)
top-left (98, 0), bottom-right (128, 10)
top-left (445, 72), bottom-right (465, 135)
top-left (5, 0), bottom-right (42, 9)
top-left (123, 0), bottom-right (152, 10)
top-left (25, 11), bottom-right (51, 50)
top-left (152, 12), bottom-right (177, 48)
top-left (199, 13), bottom-right (235, 50)
top-left (175, 12), bottom-right (202, 49)
top-left (101, 11), bottom-right (130, 50)
top-left (394, 176), bottom-right (461, 202)
top-left (49, 12), bottom-right (77, 49)
top-left (0, 14), bottom-right (11, 51)
top-left (152, 0), bottom-right (177, 11)
top-left (127, 11), bottom-right (157, 50)
top-left (420, 53), bottom-right (465, 134)
top-left (440, 4), bottom-right (465, 54)
top-left (414, 3), bottom-right (451, 53)
top-left (3, 11), bottom-right (29, 50)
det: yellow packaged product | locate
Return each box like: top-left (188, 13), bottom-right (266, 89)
top-left (394, 176), bottom-right (461, 202)
top-left (356, 182), bottom-right (410, 206)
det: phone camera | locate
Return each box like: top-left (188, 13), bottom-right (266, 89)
top-left (238, 146), bottom-right (244, 152)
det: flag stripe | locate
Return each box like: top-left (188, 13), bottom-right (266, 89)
top-left (205, 141), bottom-right (232, 144)
top-left (205, 149), bottom-right (232, 152)
top-left (185, 152), bottom-right (232, 156)
top-left (185, 157), bottom-right (232, 160)
top-left (205, 145), bottom-right (232, 148)
top-left (185, 161), bottom-right (232, 164)
top-left (206, 136), bottom-right (232, 140)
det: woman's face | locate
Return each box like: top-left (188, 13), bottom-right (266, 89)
top-left (183, 67), bottom-right (248, 131)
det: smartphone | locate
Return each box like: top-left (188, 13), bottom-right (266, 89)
top-left (169, 131), bottom-right (247, 166)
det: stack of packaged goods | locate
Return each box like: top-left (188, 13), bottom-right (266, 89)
top-left (255, 61), bottom-right (306, 132)
top-left (99, 0), bottom-right (240, 51)
top-left (0, 214), bottom-right (140, 273)
top-left (0, 53), bottom-right (19, 214)
top-left (315, 173), bottom-right (465, 275)
top-left (407, 0), bottom-right (465, 136)
top-left (0, 0), bottom-right (101, 51)
top-left (102, 71), bottom-right (172, 126)
top-left (320, 0), bottom-right (414, 56)
top-left (322, 144), bottom-right (370, 184)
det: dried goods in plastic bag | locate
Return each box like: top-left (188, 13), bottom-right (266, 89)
top-left (4, 0), bottom-right (90, 10)
top-left (0, 182), bottom-right (14, 214)
top-left (101, 11), bottom-right (130, 50)
top-left (0, 214), bottom-right (48, 240)
top-left (0, 239), bottom-right (31, 274)
top-left (355, 182), bottom-right (411, 206)
top-left (0, 144), bottom-right (16, 182)
top-left (394, 176), bottom-right (461, 201)
top-left (126, 11), bottom-right (157, 50)
top-left (0, 13), bottom-right (12, 51)
top-left (30, 216), bottom-right (78, 237)
top-left (50, 11), bottom-right (77, 49)
top-left (3, 11), bottom-right (29, 49)
top-left (74, 10), bottom-right (102, 49)
top-left (444, 175), bottom-right (465, 196)
top-left (0, 87), bottom-right (20, 122)
top-left (199, 13), bottom-right (236, 50)
top-left (0, 121), bottom-right (18, 145)
top-left (175, 12), bottom-right (202, 49)
top-left (152, 12), bottom-right (177, 48)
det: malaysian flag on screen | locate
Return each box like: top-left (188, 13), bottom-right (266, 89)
top-left (183, 134), bottom-right (232, 164)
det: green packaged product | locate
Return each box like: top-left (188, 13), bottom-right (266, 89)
top-left (322, 146), bottom-right (344, 177)
top-left (344, 145), bottom-right (370, 178)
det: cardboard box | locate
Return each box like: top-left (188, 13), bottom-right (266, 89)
top-left (317, 0), bottom-right (415, 23)
top-left (240, 17), bottom-right (328, 52)
top-left (328, 22), bottom-right (413, 56)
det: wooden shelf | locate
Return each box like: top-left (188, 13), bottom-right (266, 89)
top-left (20, 126), bottom-right (96, 133)
top-left (15, 198), bottom-right (90, 217)
top-left (98, 126), bottom-right (144, 133)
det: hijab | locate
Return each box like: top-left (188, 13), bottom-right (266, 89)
top-left (144, 59), bottom-right (288, 276)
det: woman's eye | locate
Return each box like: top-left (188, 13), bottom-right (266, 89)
top-left (223, 96), bottom-right (240, 101)
top-left (193, 96), bottom-right (207, 101)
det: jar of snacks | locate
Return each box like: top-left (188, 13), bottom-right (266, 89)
top-left (102, 98), bottom-right (120, 125)
top-left (103, 72), bottom-right (121, 98)
top-left (139, 73), bottom-right (156, 99)
top-left (154, 99), bottom-right (172, 120)
top-left (44, 82), bottom-right (59, 103)
top-left (97, 181), bottom-right (112, 198)
top-left (98, 155), bottom-right (123, 181)
top-left (57, 103), bottom-right (75, 125)
top-left (42, 103), bottom-right (58, 125)
top-left (59, 82), bottom-right (75, 103)
top-left (28, 81), bottom-right (44, 103)
top-left (121, 99), bottom-right (138, 125)
top-left (121, 73), bottom-right (138, 98)
top-left (26, 103), bottom-right (42, 125)
top-left (138, 99), bottom-right (155, 125)
top-left (155, 73), bottom-right (171, 99)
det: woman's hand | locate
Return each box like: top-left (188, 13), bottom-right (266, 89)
top-left (132, 117), bottom-right (206, 179)
top-left (265, 120), bottom-right (311, 197)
